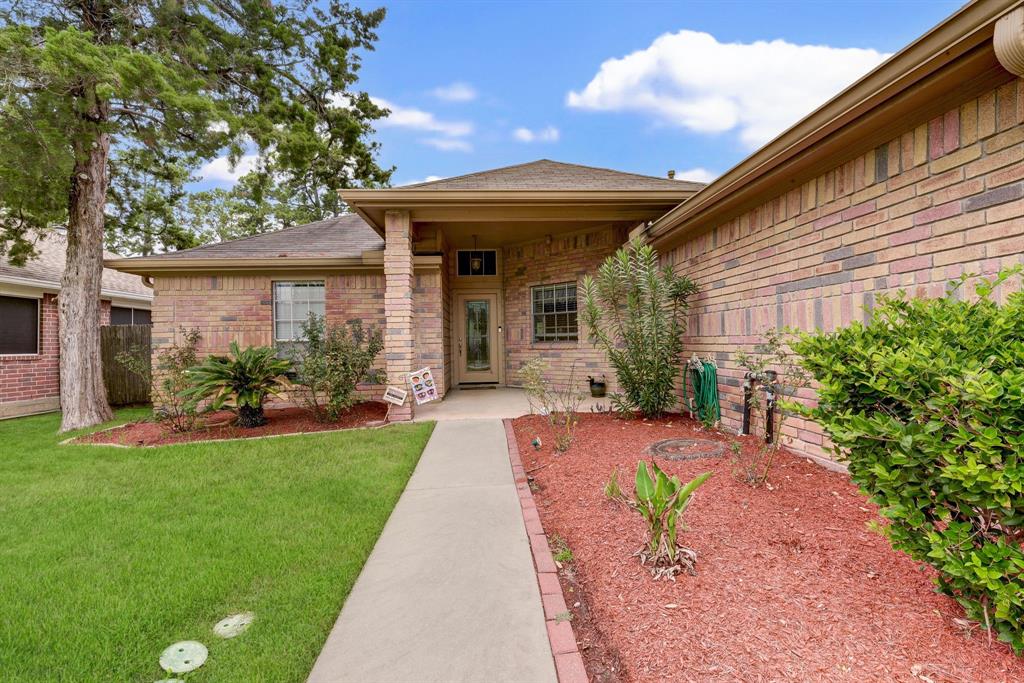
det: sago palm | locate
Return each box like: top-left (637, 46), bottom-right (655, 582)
top-left (184, 342), bottom-right (292, 427)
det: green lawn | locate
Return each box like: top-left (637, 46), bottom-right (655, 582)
top-left (0, 408), bottom-right (433, 682)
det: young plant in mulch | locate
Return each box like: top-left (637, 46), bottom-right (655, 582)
top-left (183, 342), bottom-right (292, 428)
top-left (518, 358), bottom-right (585, 452)
top-left (290, 314), bottom-right (384, 423)
top-left (581, 239), bottom-right (698, 419)
top-left (606, 462), bottom-right (712, 579)
top-left (733, 328), bottom-right (810, 487)
top-left (791, 267), bottom-right (1024, 653)
top-left (117, 327), bottom-right (201, 432)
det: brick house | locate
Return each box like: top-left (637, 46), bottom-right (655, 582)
top-left (1, 231), bottom-right (153, 419)
top-left (109, 0), bottom-right (1023, 460)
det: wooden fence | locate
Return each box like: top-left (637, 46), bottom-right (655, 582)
top-left (101, 325), bottom-right (151, 406)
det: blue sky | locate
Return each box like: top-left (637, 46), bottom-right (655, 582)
top-left (199, 0), bottom-right (964, 188)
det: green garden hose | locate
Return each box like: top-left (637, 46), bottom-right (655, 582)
top-left (683, 357), bottom-right (721, 425)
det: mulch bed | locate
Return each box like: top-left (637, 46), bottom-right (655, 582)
top-left (512, 412), bottom-right (1024, 683)
top-left (77, 402), bottom-right (389, 447)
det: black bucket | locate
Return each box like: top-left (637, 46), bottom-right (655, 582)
top-left (588, 375), bottom-right (607, 398)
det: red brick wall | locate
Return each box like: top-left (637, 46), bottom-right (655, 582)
top-left (503, 224), bottom-right (628, 394)
top-left (666, 76), bottom-right (1024, 463)
top-left (0, 293), bottom-right (60, 416)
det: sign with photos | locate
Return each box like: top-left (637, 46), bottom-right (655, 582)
top-left (408, 367), bottom-right (439, 405)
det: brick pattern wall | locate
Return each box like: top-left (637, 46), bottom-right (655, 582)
top-left (503, 224), bottom-right (628, 393)
top-left (0, 293), bottom-right (60, 416)
top-left (667, 76), bottom-right (1024, 462)
top-left (413, 268), bottom-right (447, 398)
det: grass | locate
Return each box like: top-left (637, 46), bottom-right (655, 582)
top-left (0, 408), bottom-right (434, 682)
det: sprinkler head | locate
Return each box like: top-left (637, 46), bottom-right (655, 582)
top-left (531, 437), bottom-right (542, 451)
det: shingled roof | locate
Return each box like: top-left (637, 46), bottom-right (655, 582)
top-left (131, 214), bottom-right (383, 261)
top-left (397, 159), bottom-right (705, 191)
top-left (1, 230), bottom-right (152, 298)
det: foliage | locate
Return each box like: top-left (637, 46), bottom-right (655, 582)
top-left (607, 462), bottom-right (712, 579)
top-left (581, 240), bottom-right (699, 418)
top-left (790, 268), bottom-right (1024, 652)
top-left (117, 327), bottom-right (200, 432)
top-left (734, 328), bottom-right (811, 486)
top-left (518, 358), bottom-right (585, 452)
top-left (291, 314), bottom-right (383, 422)
top-left (551, 535), bottom-right (574, 564)
top-left (184, 343), bottom-right (292, 428)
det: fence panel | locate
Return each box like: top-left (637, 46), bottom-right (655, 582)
top-left (101, 325), bottom-right (151, 406)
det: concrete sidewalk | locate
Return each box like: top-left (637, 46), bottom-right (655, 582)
top-left (307, 419), bottom-right (557, 683)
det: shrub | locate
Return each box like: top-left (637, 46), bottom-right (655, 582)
top-left (606, 461), bottom-right (712, 579)
top-left (581, 240), bottom-right (698, 418)
top-left (184, 342), bottom-right (292, 428)
top-left (733, 328), bottom-right (810, 486)
top-left (291, 314), bottom-right (384, 422)
top-left (517, 357), bottom-right (585, 452)
top-left (790, 269), bottom-right (1024, 652)
top-left (117, 327), bottom-right (201, 432)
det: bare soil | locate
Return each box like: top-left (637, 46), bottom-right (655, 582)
top-left (512, 412), bottom-right (1024, 683)
top-left (77, 402), bottom-right (388, 447)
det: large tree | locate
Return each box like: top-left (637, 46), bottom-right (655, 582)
top-left (0, 0), bottom-right (392, 430)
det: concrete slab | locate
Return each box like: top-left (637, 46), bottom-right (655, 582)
top-left (414, 386), bottom-right (606, 422)
top-left (307, 420), bottom-right (557, 683)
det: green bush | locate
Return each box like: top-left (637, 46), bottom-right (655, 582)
top-left (790, 269), bottom-right (1024, 652)
top-left (291, 314), bottom-right (383, 422)
top-left (581, 240), bottom-right (698, 418)
top-left (184, 342), bottom-right (292, 428)
top-left (118, 327), bottom-right (201, 432)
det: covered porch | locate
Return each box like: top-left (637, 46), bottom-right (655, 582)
top-left (341, 160), bottom-right (701, 420)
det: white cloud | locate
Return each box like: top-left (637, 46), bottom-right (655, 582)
top-left (513, 125), bottom-right (560, 143)
top-left (567, 30), bottom-right (890, 148)
top-left (674, 167), bottom-right (718, 183)
top-left (422, 137), bottom-right (473, 153)
top-left (430, 82), bottom-right (477, 102)
top-left (398, 175), bottom-right (446, 186)
top-left (199, 153), bottom-right (261, 183)
top-left (371, 97), bottom-right (473, 138)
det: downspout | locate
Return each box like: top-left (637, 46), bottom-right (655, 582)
top-left (994, 6), bottom-right (1024, 76)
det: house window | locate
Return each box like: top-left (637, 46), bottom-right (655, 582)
top-left (110, 306), bottom-right (152, 326)
top-left (457, 250), bottom-right (497, 276)
top-left (273, 281), bottom-right (325, 354)
top-left (532, 283), bottom-right (578, 343)
top-left (0, 295), bottom-right (40, 355)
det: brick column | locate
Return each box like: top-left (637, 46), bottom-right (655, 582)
top-left (384, 210), bottom-right (415, 420)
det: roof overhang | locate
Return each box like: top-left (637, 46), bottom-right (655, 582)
top-left (339, 189), bottom-right (696, 235)
top-left (0, 274), bottom-right (152, 305)
top-left (104, 253), bottom-right (442, 276)
top-left (644, 0), bottom-right (1021, 250)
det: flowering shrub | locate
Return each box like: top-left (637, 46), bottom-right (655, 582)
top-left (791, 268), bottom-right (1024, 652)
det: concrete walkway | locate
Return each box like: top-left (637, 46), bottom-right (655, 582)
top-left (414, 386), bottom-right (606, 421)
top-left (307, 419), bottom-right (557, 683)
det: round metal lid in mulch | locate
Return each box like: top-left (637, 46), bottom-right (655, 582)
top-left (646, 438), bottom-right (726, 461)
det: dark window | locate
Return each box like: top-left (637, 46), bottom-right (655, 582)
top-left (0, 295), bottom-right (40, 354)
top-left (110, 306), bottom-right (152, 325)
top-left (531, 283), bottom-right (578, 343)
top-left (457, 250), bottom-right (497, 276)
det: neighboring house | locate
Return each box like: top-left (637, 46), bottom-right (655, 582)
top-left (1, 231), bottom-right (153, 419)
top-left (109, 0), bottom-right (1024, 464)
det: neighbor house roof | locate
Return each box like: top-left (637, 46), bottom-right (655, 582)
top-left (105, 214), bottom-right (405, 274)
top-left (397, 159), bottom-right (705, 191)
top-left (1, 230), bottom-right (152, 303)
top-left (644, 0), bottom-right (1021, 249)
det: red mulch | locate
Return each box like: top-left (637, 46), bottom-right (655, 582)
top-left (512, 413), bottom-right (1024, 683)
top-left (77, 402), bottom-right (389, 447)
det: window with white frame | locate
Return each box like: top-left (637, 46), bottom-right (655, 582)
top-left (273, 281), bottom-right (325, 354)
top-left (532, 283), bottom-right (578, 343)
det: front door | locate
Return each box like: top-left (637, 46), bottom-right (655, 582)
top-left (455, 293), bottom-right (499, 384)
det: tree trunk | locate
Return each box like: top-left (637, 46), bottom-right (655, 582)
top-left (236, 404), bottom-right (266, 428)
top-left (59, 129), bottom-right (114, 432)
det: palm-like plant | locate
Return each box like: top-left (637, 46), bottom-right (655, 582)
top-left (184, 342), bottom-right (292, 427)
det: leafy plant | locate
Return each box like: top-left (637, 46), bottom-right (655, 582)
top-left (551, 535), bottom-right (574, 564)
top-left (117, 327), bottom-right (201, 432)
top-left (518, 358), bottom-right (585, 452)
top-left (734, 328), bottom-right (810, 486)
top-left (790, 267), bottom-right (1024, 652)
top-left (291, 314), bottom-right (384, 422)
top-left (581, 240), bottom-right (698, 418)
top-left (607, 462), bottom-right (712, 579)
top-left (184, 342), bottom-right (292, 428)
